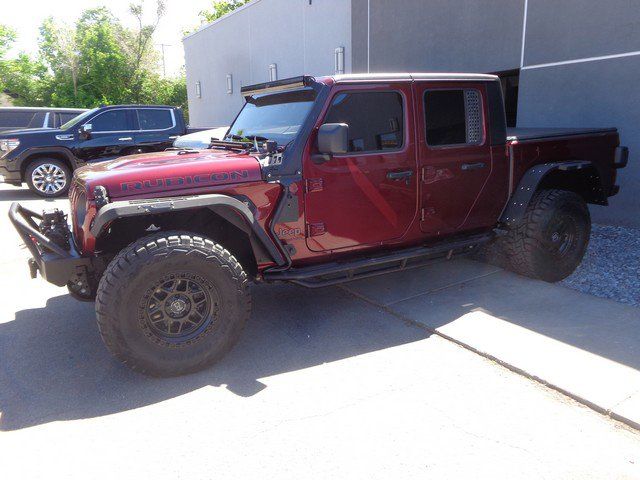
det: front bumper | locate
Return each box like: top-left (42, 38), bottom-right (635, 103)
top-left (9, 202), bottom-right (92, 286)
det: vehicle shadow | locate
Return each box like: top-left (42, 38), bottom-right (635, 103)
top-left (0, 282), bottom-right (428, 431)
top-left (0, 188), bottom-right (37, 201)
top-left (0, 188), bottom-right (60, 205)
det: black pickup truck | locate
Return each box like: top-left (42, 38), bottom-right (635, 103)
top-left (0, 105), bottom-right (187, 197)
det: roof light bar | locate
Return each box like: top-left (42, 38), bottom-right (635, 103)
top-left (241, 75), bottom-right (317, 97)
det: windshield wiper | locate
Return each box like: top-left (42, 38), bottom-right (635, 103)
top-left (226, 134), bottom-right (269, 142)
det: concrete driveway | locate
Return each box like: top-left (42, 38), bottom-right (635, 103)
top-left (0, 183), bottom-right (639, 479)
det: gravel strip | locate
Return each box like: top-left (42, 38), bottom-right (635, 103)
top-left (562, 224), bottom-right (640, 307)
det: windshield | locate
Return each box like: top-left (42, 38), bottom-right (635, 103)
top-left (60, 108), bottom-right (99, 130)
top-left (226, 88), bottom-right (316, 146)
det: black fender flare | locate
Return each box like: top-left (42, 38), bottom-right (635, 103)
top-left (500, 161), bottom-right (599, 227)
top-left (17, 147), bottom-right (80, 176)
top-left (90, 193), bottom-right (287, 267)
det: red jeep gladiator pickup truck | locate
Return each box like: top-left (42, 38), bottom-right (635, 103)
top-left (10, 73), bottom-right (628, 376)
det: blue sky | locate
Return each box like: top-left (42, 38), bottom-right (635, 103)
top-left (4, 0), bottom-right (213, 76)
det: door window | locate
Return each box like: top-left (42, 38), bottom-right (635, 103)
top-left (424, 89), bottom-right (483, 146)
top-left (27, 112), bottom-right (46, 128)
top-left (0, 111), bottom-right (35, 128)
top-left (89, 110), bottom-right (129, 132)
top-left (323, 91), bottom-right (404, 153)
top-left (58, 113), bottom-right (80, 126)
top-left (137, 109), bottom-right (174, 130)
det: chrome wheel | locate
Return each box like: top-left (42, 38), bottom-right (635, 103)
top-left (31, 163), bottom-right (67, 195)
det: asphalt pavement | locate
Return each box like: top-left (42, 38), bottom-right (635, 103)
top-left (0, 183), bottom-right (639, 480)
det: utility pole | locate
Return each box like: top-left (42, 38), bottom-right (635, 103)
top-left (156, 43), bottom-right (173, 77)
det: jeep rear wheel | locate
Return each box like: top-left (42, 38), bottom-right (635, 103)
top-left (26, 159), bottom-right (71, 198)
top-left (504, 189), bottom-right (590, 282)
top-left (95, 232), bottom-right (251, 377)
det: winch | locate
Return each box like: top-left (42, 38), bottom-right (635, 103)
top-left (38, 209), bottom-right (70, 251)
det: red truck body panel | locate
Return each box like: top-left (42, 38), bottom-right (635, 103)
top-left (508, 130), bottom-right (620, 196)
top-left (68, 75), bottom-right (623, 275)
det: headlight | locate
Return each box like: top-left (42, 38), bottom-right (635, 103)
top-left (0, 138), bottom-right (20, 157)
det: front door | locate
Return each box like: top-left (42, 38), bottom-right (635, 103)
top-left (414, 83), bottom-right (492, 235)
top-left (73, 109), bottom-right (136, 162)
top-left (303, 84), bottom-right (418, 252)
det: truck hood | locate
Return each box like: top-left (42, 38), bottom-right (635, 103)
top-left (75, 149), bottom-right (263, 199)
top-left (0, 127), bottom-right (62, 137)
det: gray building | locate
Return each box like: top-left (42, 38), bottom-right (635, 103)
top-left (183, 0), bottom-right (640, 226)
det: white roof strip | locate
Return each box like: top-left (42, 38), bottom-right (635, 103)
top-left (332, 73), bottom-right (499, 83)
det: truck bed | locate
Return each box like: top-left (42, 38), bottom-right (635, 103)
top-left (507, 127), bottom-right (617, 142)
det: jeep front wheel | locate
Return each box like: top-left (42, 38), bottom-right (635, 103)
top-left (504, 189), bottom-right (590, 282)
top-left (95, 232), bottom-right (251, 376)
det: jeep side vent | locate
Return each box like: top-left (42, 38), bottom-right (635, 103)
top-left (465, 89), bottom-right (482, 145)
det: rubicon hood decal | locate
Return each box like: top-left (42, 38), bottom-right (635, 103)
top-left (75, 150), bottom-right (263, 198)
top-left (121, 169), bottom-right (251, 192)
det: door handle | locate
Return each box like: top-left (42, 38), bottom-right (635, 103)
top-left (461, 162), bottom-right (486, 171)
top-left (118, 137), bottom-right (133, 141)
top-left (386, 170), bottom-right (414, 181)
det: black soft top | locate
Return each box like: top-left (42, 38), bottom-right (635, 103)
top-left (507, 127), bottom-right (617, 142)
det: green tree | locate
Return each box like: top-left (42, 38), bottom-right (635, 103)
top-left (0, 53), bottom-right (51, 106)
top-left (0, 24), bottom-right (51, 106)
top-left (186, 0), bottom-right (250, 34)
top-left (199, 0), bottom-right (250, 23)
top-left (1, 1), bottom-right (186, 110)
top-left (0, 24), bottom-right (16, 58)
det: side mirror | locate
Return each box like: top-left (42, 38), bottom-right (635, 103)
top-left (79, 123), bottom-right (93, 139)
top-left (317, 123), bottom-right (348, 155)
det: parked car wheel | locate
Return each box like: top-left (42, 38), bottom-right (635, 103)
top-left (504, 189), bottom-right (590, 282)
top-left (95, 232), bottom-right (251, 377)
top-left (25, 158), bottom-right (71, 198)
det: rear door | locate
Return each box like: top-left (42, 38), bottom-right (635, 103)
top-left (134, 108), bottom-right (178, 152)
top-left (414, 83), bottom-right (492, 235)
top-left (73, 109), bottom-right (136, 162)
top-left (303, 83), bottom-right (418, 252)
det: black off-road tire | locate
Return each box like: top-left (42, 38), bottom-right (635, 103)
top-left (95, 232), bottom-right (251, 377)
top-left (504, 189), bottom-right (590, 282)
top-left (25, 158), bottom-right (72, 198)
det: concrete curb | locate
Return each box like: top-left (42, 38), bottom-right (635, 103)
top-left (341, 284), bottom-right (640, 432)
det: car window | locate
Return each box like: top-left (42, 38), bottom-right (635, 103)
top-left (424, 89), bottom-right (483, 146)
top-left (59, 113), bottom-right (80, 125)
top-left (137, 109), bottom-right (173, 130)
top-left (27, 112), bottom-right (46, 128)
top-left (323, 91), bottom-right (404, 152)
top-left (61, 108), bottom-right (98, 130)
top-left (0, 111), bottom-right (35, 128)
top-left (226, 89), bottom-right (316, 146)
top-left (90, 110), bottom-right (129, 132)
